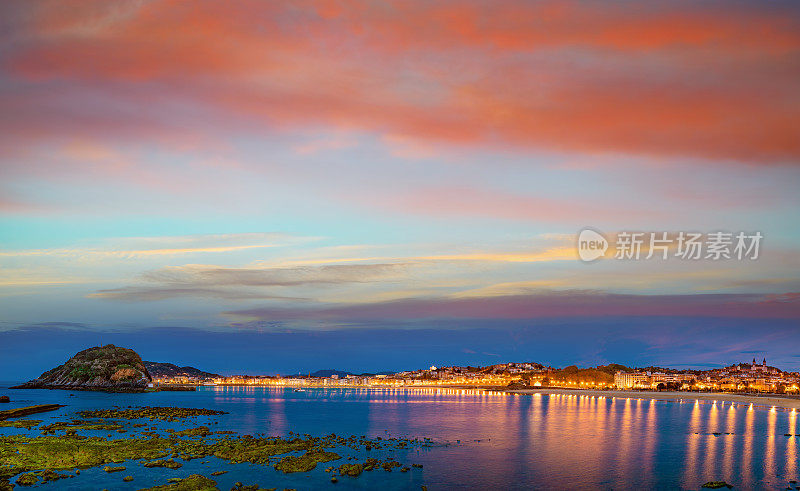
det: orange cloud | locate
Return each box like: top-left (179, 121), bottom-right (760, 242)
top-left (2, 1), bottom-right (798, 162)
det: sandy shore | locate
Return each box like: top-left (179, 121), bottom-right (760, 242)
top-left (506, 388), bottom-right (800, 410)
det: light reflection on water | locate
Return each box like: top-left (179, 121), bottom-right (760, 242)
top-left (206, 386), bottom-right (799, 489)
top-left (2, 385), bottom-right (799, 489)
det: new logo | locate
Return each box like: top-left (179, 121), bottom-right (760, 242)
top-left (577, 228), bottom-right (608, 262)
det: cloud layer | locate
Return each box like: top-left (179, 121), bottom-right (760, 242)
top-left (226, 290), bottom-right (800, 324)
top-left (2, 0), bottom-right (799, 163)
top-left (1, 1), bottom-right (799, 372)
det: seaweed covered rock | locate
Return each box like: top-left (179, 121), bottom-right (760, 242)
top-left (0, 428), bottom-right (425, 486)
top-left (702, 482), bottom-right (733, 489)
top-left (15, 473), bottom-right (38, 486)
top-left (171, 426), bottom-right (212, 437)
top-left (338, 463), bottom-right (363, 477)
top-left (230, 483), bottom-right (263, 491)
top-left (79, 407), bottom-right (225, 421)
top-left (139, 475), bottom-right (219, 491)
top-left (13, 470), bottom-right (71, 487)
top-left (274, 451), bottom-right (340, 473)
top-left (12, 345), bottom-right (152, 392)
top-left (0, 419), bottom-right (41, 429)
top-left (142, 459), bottom-right (183, 469)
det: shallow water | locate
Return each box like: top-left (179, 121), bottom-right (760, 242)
top-left (1, 383), bottom-right (799, 490)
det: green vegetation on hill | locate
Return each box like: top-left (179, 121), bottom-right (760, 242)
top-left (596, 364), bottom-right (634, 375)
top-left (13, 345), bottom-right (152, 391)
top-left (549, 366), bottom-right (615, 385)
top-left (144, 362), bottom-right (220, 380)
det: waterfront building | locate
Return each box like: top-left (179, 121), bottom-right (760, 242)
top-left (614, 371), bottom-right (650, 389)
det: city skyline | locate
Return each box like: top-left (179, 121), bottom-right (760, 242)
top-left (146, 354), bottom-right (800, 397)
top-left (1, 1), bottom-right (799, 376)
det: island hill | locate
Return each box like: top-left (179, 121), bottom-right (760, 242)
top-left (12, 344), bottom-right (153, 392)
top-left (144, 361), bottom-right (220, 381)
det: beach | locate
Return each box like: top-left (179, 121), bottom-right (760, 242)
top-left (507, 387), bottom-right (800, 410)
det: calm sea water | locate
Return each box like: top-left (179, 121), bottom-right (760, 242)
top-left (1, 383), bottom-right (799, 490)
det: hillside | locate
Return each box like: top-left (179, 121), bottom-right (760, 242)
top-left (144, 361), bottom-right (220, 380)
top-left (12, 344), bottom-right (152, 392)
top-left (289, 369), bottom-right (395, 378)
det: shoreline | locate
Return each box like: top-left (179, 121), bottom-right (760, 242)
top-left (506, 387), bottom-right (800, 410)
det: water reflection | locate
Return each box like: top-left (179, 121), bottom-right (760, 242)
top-left (62, 385), bottom-right (798, 489)
top-left (200, 388), bottom-right (800, 488)
top-left (788, 410), bottom-right (797, 479)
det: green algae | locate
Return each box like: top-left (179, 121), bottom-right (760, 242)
top-left (170, 426), bottom-right (212, 437)
top-left (209, 437), bottom-right (314, 464)
top-left (40, 419), bottom-right (123, 434)
top-left (14, 469), bottom-right (72, 487)
top-left (142, 459), bottom-right (183, 469)
top-left (0, 412), bottom-right (431, 487)
top-left (702, 482), bottom-right (733, 489)
top-left (230, 483), bottom-right (286, 491)
top-left (79, 407), bottom-right (226, 421)
top-left (273, 451), bottom-right (341, 473)
top-left (38, 469), bottom-right (73, 482)
top-left (123, 475), bottom-right (134, 481)
top-left (0, 434), bottom-right (173, 478)
top-left (138, 474), bottom-right (219, 491)
top-left (337, 463), bottom-right (363, 477)
top-left (0, 432), bottom-right (339, 479)
top-left (0, 420), bottom-right (41, 429)
top-left (15, 473), bottom-right (38, 486)
top-left (363, 457), bottom-right (380, 471)
top-left (104, 465), bottom-right (127, 472)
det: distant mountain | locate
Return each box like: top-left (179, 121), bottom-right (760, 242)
top-left (311, 369), bottom-right (353, 378)
top-left (291, 369), bottom-right (395, 378)
top-left (144, 361), bottom-right (220, 380)
top-left (13, 344), bottom-right (152, 392)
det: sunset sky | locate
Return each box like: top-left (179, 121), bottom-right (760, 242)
top-left (1, 1), bottom-right (799, 377)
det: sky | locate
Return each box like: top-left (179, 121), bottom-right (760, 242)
top-left (1, 0), bottom-right (799, 378)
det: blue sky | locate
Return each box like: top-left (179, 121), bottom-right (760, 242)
top-left (1, 1), bottom-right (798, 376)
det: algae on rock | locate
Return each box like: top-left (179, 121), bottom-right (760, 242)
top-left (137, 474), bottom-right (220, 491)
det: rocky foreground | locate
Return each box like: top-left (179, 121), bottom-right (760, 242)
top-left (0, 405), bottom-right (64, 421)
top-left (0, 404), bottom-right (432, 490)
top-left (12, 344), bottom-right (152, 392)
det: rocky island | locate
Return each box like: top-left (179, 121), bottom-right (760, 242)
top-left (12, 344), bottom-right (153, 392)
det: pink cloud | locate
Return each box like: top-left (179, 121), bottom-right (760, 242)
top-left (0, 1), bottom-right (797, 163)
